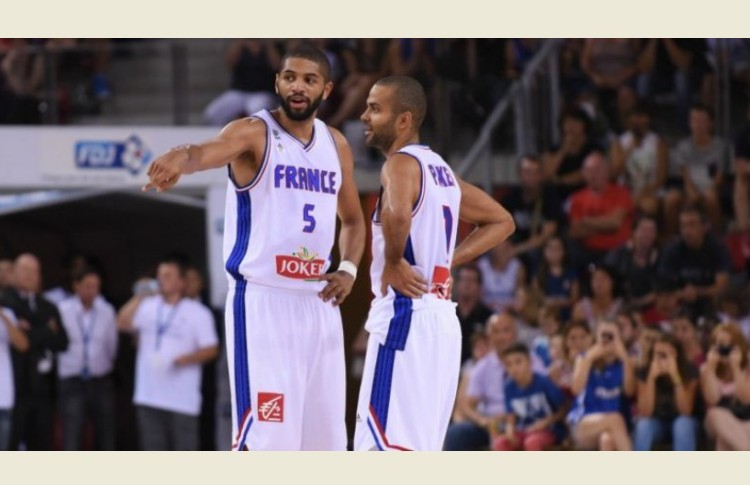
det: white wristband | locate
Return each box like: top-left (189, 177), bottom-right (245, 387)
top-left (337, 260), bottom-right (358, 279)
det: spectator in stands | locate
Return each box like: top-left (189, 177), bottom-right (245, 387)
top-left (454, 264), bottom-right (493, 363)
top-left (664, 103), bottom-right (727, 234)
top-left (604, 215), bottom-right (661, 310)
top-left (554, 321), bottom-right (594, 392)
top-left (701, 322), bottom-right (750, 450)
top-left (492, 343), bottom-right (567, 451)
top-left (452, 331), bottom-right (490, 424)
top-left (671, 311), bottom-right (706, 367)
top-left (543, 107), bottom-right (599, 201)
top-left (580, 39), bottom-right (644, 132)
top-left (477, 240), bottom-right (526, 314)
top-left (0, 302), bottom-right (29, 451)
top-left (568, 151), bottom-right (635, 269)
top-left (615, 309), bottom-right (642, 360)
top-left (546, 331), bottom-right (570, 391)
top-left (56, 266), bottom-right (118, 450)
top-left (733, 104), bottom-right (750, 232)
top-left (533, 236), bottom-right (579, 322)
top-left (510, 285), bottom-right (544, 348)
top-left (532, 305), bottom-right (563, 368)
top-left (1, 253), bottom-right (68, 450)
top-left (659, 203), bottom-right (732, 319)
top-left (0, 38), bottom-right (45, 124)
top-left (502, 155), bottom-right (563, 273)
top-left (572, 264), bottom-right (624, 331)
top-left (717, 286), bottom-right (750, 340)
top-left (443, 312), bottom-right (543, 450)
top-left (117, 256), bottom-right (218, 451)
top-left (203, 39), bottom-right (279, 126)
top-left (609, 101), bottom-right (668, 217)
top-left (633, 333), bottom-right (700, 451)
top-left (637, 39), bottom-right (711, 126)
top-left (637, 322), bottom-right (663, 362)
top-left (567, 320), bottom-right (636, 450)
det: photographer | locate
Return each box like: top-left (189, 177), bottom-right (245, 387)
top-left (567, 320), bottom-right (635, 450)
top-left (633, 333), bottom-right (699, 451)
top-left (701, 322), bottom-right (750, 450)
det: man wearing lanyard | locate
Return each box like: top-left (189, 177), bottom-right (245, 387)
top-left (57, 266), bottom-right (118, 450)
top-left (118, 256), bottom-right (219, 450)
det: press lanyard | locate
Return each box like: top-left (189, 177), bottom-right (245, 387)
top-left (76, 305), bottom-right (96, 379)
top-left (155, 299), bottom-right (181, 351)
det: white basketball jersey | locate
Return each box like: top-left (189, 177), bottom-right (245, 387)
top-left (370, 144), bottom-right (462, 306)
top-left (223, 110), bottom-right (341, 293)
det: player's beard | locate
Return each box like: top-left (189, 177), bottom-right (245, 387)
top-left (279, 92), bottom-right (324, 122)
top-left (365, 123), bottom-right (398, 153)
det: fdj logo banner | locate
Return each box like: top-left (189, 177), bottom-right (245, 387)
top-left (75, 135), bottom-right (152, 175)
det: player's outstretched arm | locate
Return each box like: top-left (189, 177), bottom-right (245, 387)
top-left (143, 118), bottom-right (265, 192)
top-left (318, 128), bottom-right (366, 307)
top-left (452, 177), bottom-right (515, 267)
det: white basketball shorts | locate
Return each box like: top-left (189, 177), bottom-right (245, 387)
top-left (225, 284), bottom-right (346, 451)
top-left (353, 297), bottom-right (462, 451)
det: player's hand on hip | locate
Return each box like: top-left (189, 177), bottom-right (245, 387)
top-left (142, 148), bottom-right (186, 192)
top-left (380, 259), bottom-right (428, 299)
top-left (319, 271), bottom-right (355, 306)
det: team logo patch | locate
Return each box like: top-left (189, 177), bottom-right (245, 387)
top-left (430, 266), bottom-right (453, 300)
top-left (275, 247), bottom-right (325, 281)
top-left (257, 392), bottom-right (284, 422)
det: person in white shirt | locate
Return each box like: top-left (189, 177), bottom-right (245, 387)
top-left (57, 266), bottom-right (118, 450)
top-left (0, 306), bottom-right (29, 450)
top-left (118, 256), bottom-right (219, 451)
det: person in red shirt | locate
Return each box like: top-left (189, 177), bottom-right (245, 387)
top-left (568, 150), bottom-right (635, 269)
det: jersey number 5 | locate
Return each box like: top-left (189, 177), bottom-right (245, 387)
top-left (303, 204), bottom-right (316, 233)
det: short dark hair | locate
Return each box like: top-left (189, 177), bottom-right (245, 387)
top-left (690, 102), bottom-right (715, 120)
top-left (560, 106), bottom-right (592, 135)
top-left (72, 265), bottom-right (100, 284)
top-left (501, 342), bottom-right (530, 359)
top-left (374, 75), bottom-right (427, 131)
top-left (679, 202), bottom-right (709, 224)
top-left (158, 253), bottom-right (189, 278)
top-left (281, 43), bottom-right (331, 82)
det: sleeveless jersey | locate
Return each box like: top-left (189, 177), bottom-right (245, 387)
top-left (223, 109), bottom-right (341, 293)
top-left (370, 144), bottom-right (462, 307)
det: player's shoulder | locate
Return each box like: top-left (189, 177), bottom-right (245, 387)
top-left (220, 116), bottom-right (269, 141)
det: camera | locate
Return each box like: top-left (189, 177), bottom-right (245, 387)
top-left (655, 351), bottom-right (668, 360)
top-left (601, 331), bottom-right (614, 343)
top-left (718, 344), bottom-right (734, 357)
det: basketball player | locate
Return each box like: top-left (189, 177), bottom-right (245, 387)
top-left (354, 76), bottom-right (515, 451)
top-left (143, 44), bottom-right (366, 451)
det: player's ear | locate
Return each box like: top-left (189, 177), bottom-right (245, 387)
top-left (322, 80), bottom-right (333, 101)
top-left (274, 73), bottom-right (280, 95)
top-left (398, 111), bottom-right (413, 131)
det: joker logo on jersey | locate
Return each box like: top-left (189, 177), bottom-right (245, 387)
top-left (275, 247), bottom-right (325, 281)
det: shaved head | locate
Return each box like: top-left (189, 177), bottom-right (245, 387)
top-left (374, 76), bottom-right (427, 131)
